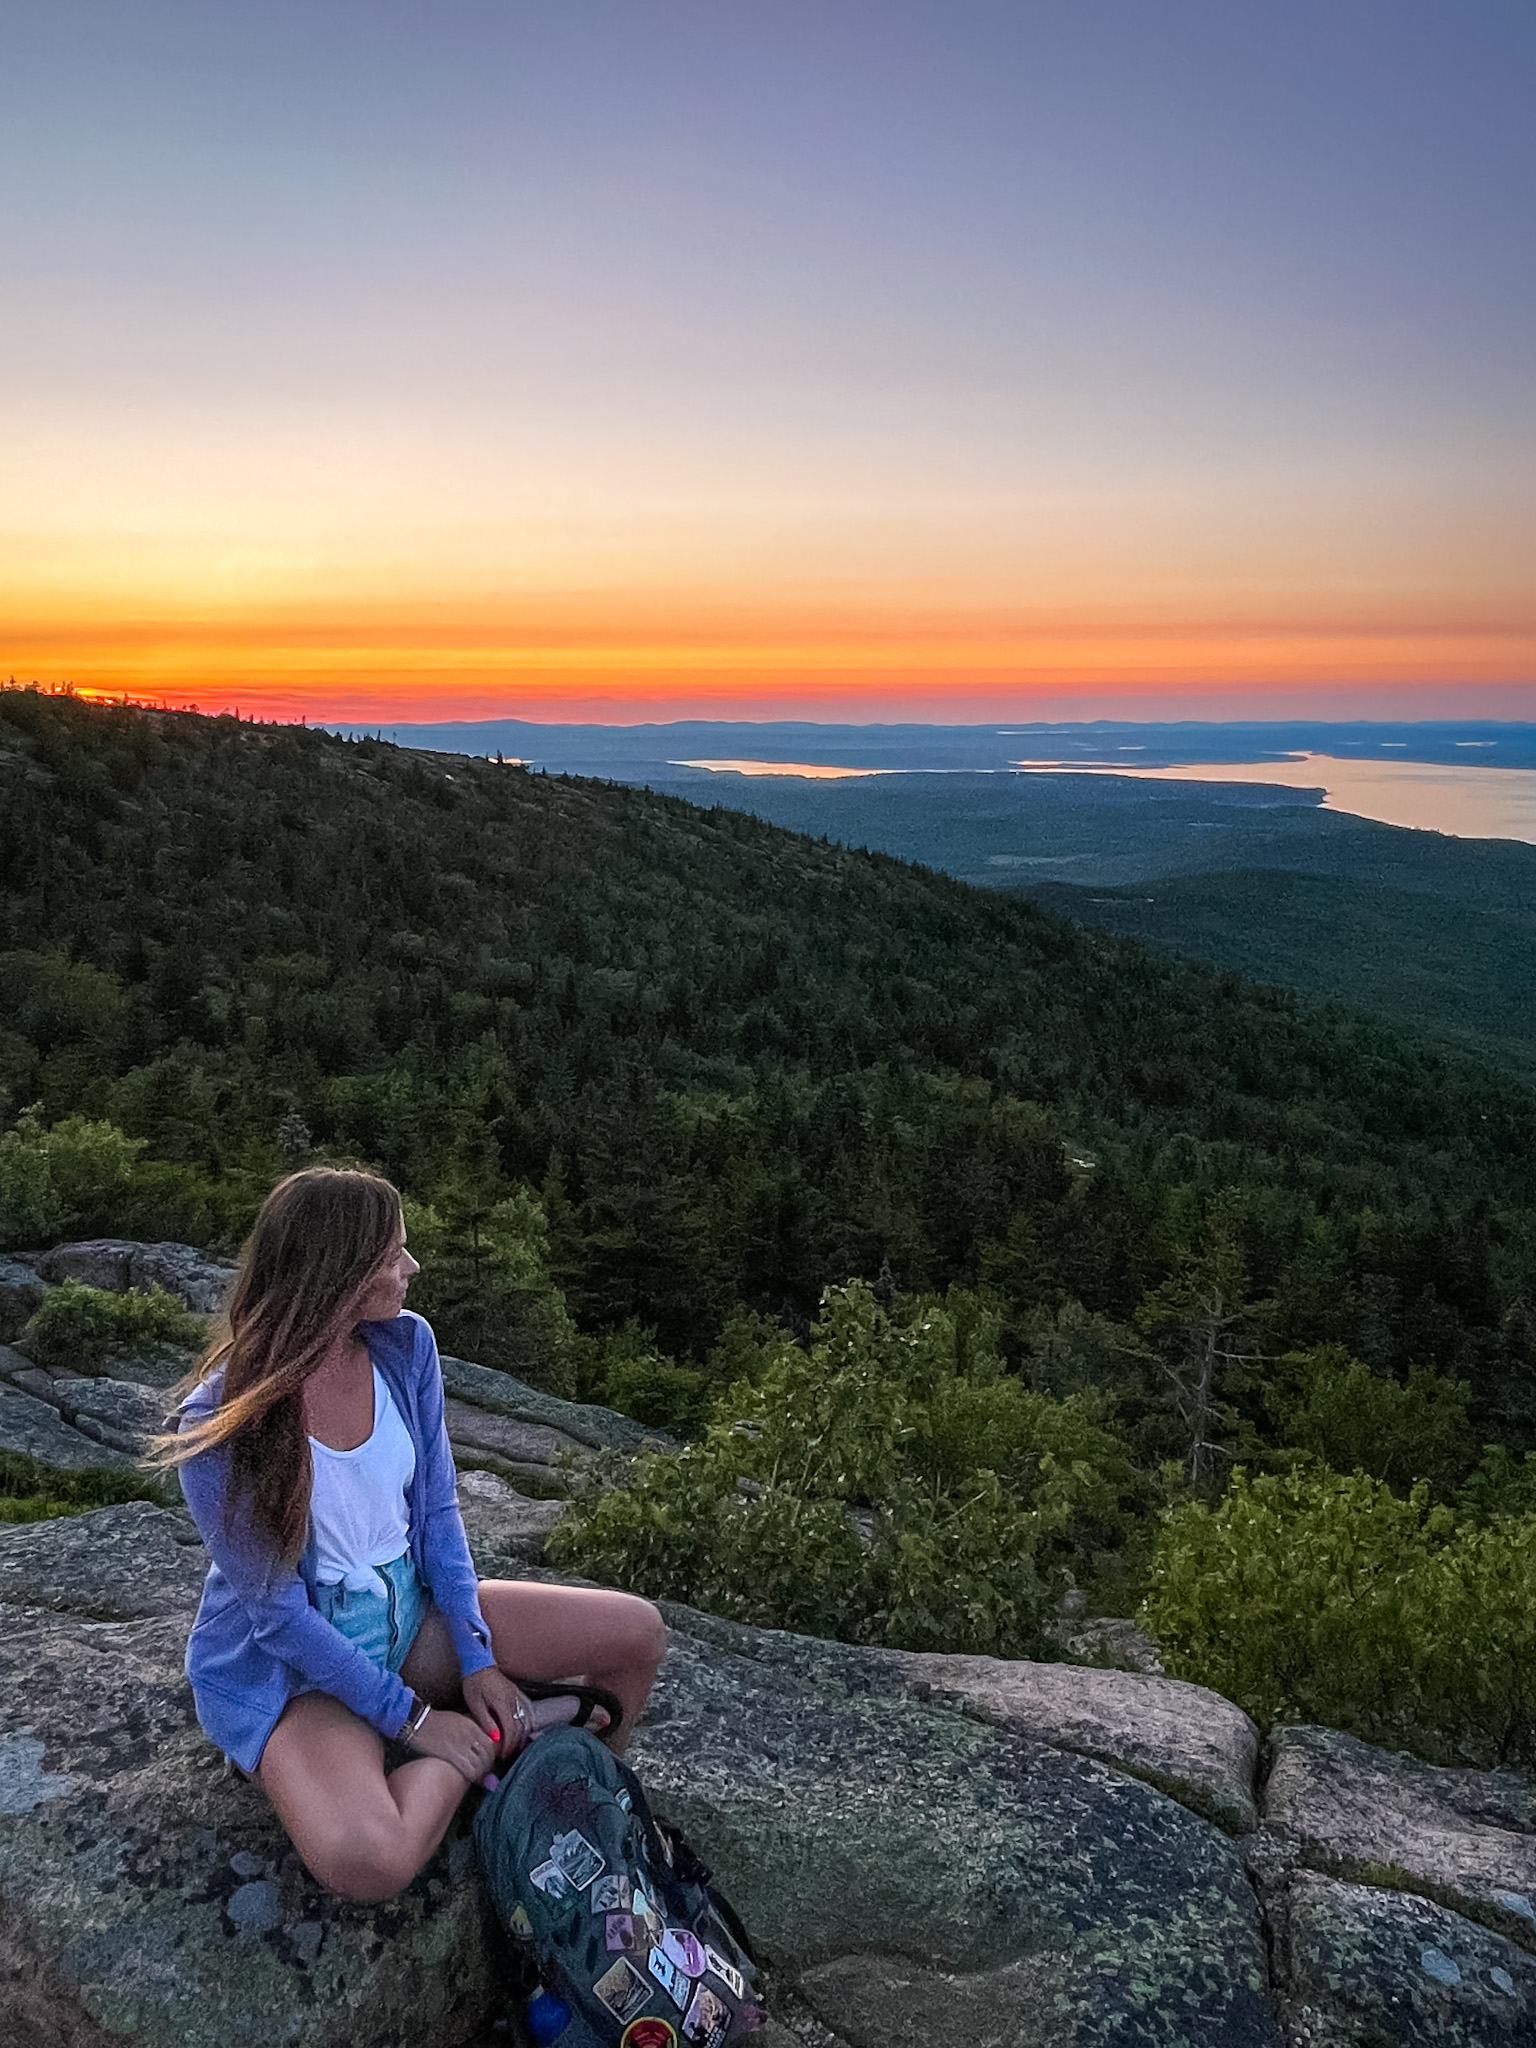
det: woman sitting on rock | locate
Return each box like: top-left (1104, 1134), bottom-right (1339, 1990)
top-left (162, 1165), bottom-right (666, 1901)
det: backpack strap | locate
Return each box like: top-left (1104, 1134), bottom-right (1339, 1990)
top-left (611, 1757), bottom-right (761, 1969)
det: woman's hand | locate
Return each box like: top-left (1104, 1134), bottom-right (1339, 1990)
top-left (462, 1666), bottom-right (534, 1762)
top-left (403, 1705), bottom-right (497, 1784)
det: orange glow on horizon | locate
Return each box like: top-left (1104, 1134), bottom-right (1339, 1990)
top-left (6, 591), bottom-right (1534, 725)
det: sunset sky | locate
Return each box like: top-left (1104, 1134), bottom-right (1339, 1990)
top-left (4, 1), bottom-right (1534, 723)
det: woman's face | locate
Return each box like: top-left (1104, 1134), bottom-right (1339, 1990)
top-left (351, 1225), bottom-right (420, 1323)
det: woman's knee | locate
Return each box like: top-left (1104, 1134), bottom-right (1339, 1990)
top-left (611, 1591), bottom-right (667, 1671)
top-left (302, 1815), bottom-right (419, 1902)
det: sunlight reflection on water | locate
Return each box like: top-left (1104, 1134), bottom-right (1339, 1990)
top-left (671, 758), bottom-right (897, 780)
top-left (1013, 753), bottom-right (1536, 844)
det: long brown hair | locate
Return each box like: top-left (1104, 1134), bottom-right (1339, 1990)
top-left (157, 1167), bottom-right (404, 1562)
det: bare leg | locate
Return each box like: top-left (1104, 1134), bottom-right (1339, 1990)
top-left (258, 1691), bottom-right (469, 1902)
top-left (258, 1584), bottom-right (665, 1901)
top-left (401, 1580), bottom-right (666, 1754)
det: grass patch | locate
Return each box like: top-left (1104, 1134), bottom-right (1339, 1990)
top-left (0, 1446), bottom-right (170, 1523)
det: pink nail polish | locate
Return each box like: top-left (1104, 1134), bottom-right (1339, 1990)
top-left (488, 1724), bottom-right (501, 1742)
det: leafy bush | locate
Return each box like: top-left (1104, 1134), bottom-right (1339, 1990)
top-left (1264, 1345), bottom-right (1477, 1498)
top-left (0, 1106), bottom-right (233, 1250)
top-left (1143, 1466), bottom-right (1536, 1766)
top-left (574, 1309), bottom-right (799, 1438)
top-left (573, 1321), bottom-right (711, 1437)
top-left (21, 1279), bottom-right (206, 1373)
top-left (0, 1111), bottom-right (63, 1246)
top-left (551, 1281), bottom-right (1145, 1657)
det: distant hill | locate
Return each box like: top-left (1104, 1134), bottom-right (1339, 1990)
top-left (3, 687), bottom-right (1534, 1443)
top-left (331, 715), bottom-right (1536, 1068)
top-left (1027, 867), bottom-right (1536, 1075)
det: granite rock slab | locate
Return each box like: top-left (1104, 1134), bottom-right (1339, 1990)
top-left (454, 1468), bottom-right (564, 1567)
top-left (865, 1645), bottom-right (1259, 1833)
top-left (1282, 1872), bottom-right (1535, 2046)
top-left (441, 1396), bottom-right (583, 1471)
top-left (26, 1374), bottom-right (173, 1457)
top-left (32, 1241), bottom-right (235, 1315)
top-left (2, 1504), bottom-right (1284, 2048)
top-left (437, 1353), bottom-right (667, 1454)
top-left (658, 1604), bottom-right (1259, 1834)
top-left (631, 1625), bottom-right (1281, 2048)
top-left (0, 1501), bottom-right (207, 1621)
top-left (0, 1602), bottom-right (496, 2048)
top-left (0, 1382), bottom-right (140, 1472)
top-left (1265, 1727), bottom-right (1536, 1948)
top-left (0, 1257), bottom-right (47, 1342)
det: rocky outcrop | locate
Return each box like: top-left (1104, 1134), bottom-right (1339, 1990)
top-left (3, 1492), bottom-right (1535, 2048)
top-left (0, 1242), bottom-right (670, 1504)
top-left (1278, 1874), bottom-right (1533, 2046)
top-left (438, 1354), bottom-right (663, 1457)
top-left (0, 1499), bottom-right (208, 1618)
top-left (863, 1644), bottom-right (1256, 1831)
top-left (1, 1370), bottom-right (173, 1459)
top-left (453, 1468), bottom-right (564, 1567)
top-left (0, 1244), bottom-right (1529, 2044)
top-left (0, 1376), bottom-right (145, 1473)
top-left (24, 1242), bottom-right (238, 1316)
top-left (0, 1257), bottom-right (47, 1342)
top-left (1265, 1725), bottom-right (1536, 1947)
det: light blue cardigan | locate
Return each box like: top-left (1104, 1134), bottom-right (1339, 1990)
top-left (178, 1310), bottom-right (496, 1772)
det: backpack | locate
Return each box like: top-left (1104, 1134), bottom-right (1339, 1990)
top-left (474, 1724), bottom-right (764, 2048)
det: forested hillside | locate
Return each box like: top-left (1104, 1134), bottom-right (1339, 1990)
top-left (2, 685), bottom-right (1534, 1456)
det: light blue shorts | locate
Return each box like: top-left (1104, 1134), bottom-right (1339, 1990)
top-left (314, 1552), bottom-right (428, 1674)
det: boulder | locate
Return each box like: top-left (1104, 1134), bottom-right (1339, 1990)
top-left (32, 1241), bottom-right (140, 1294)
top-left (99, 1344), bottom-right (200, 1393)
top-left (0, 1501), bottom-right (207, 1620)
top-left (868, 1645), bottom-right (1256, 1832)
top-left (632, 1625), bottom-right (1280, 2048)
top-left (1265, 1726), bottom-right (1536, 1947)
top-left (1281, 1871), bottom-right (1535, 2046)
top-left (654, 1605), bottom-right (1259, 1833)
top-left (0, 1605), bottom-right (496, 2048)
top-left (438, 1353), bottom-right (667, 1455)
top-left (441, 1396), bottom-right (587, 1492)
top-left (0, 1256), bottom-right (46, 1342)
top-left (454, 1469), bottom-right (564, 1568)
top-left (126, 1244), bottom-right (237, 1316)
top-left (0, 1382), bottom-right (140, 1473)
top-left (0, 1370), bottom-right (171, 1459)
top-left (33, 1241), bottom-right (235, 1316)
top-left (0, 1502), bottom-right (1282, 2048)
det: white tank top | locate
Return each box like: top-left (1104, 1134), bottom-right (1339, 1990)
top-left (307, 1367), bottom-right (416, 1590)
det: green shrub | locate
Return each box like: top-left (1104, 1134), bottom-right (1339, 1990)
top-left (0, 1112), bottom-right (63, 1246)
top-left (1456, 1444), bottom-right (1536, 1522)
top-left (21, 1279), bottom-right (205, 1373)
top-left (1143, 1466), bottom-right (1536, 1766)
top-left (551, 1281), bottom-right (1144, 1657)
top-left (569, 1309), bottom-right (801, 1441)
top-left (0, 1105), bottom-right (234, 1250)
top-left (1265, 1345), bottom-right (1477, 1498)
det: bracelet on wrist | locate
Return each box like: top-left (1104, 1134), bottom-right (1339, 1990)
top-left (402, 1696), bottom-right (433, 1748)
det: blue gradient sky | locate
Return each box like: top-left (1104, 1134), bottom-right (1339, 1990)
top-left (4, 2), bottom-right (1534, 718)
